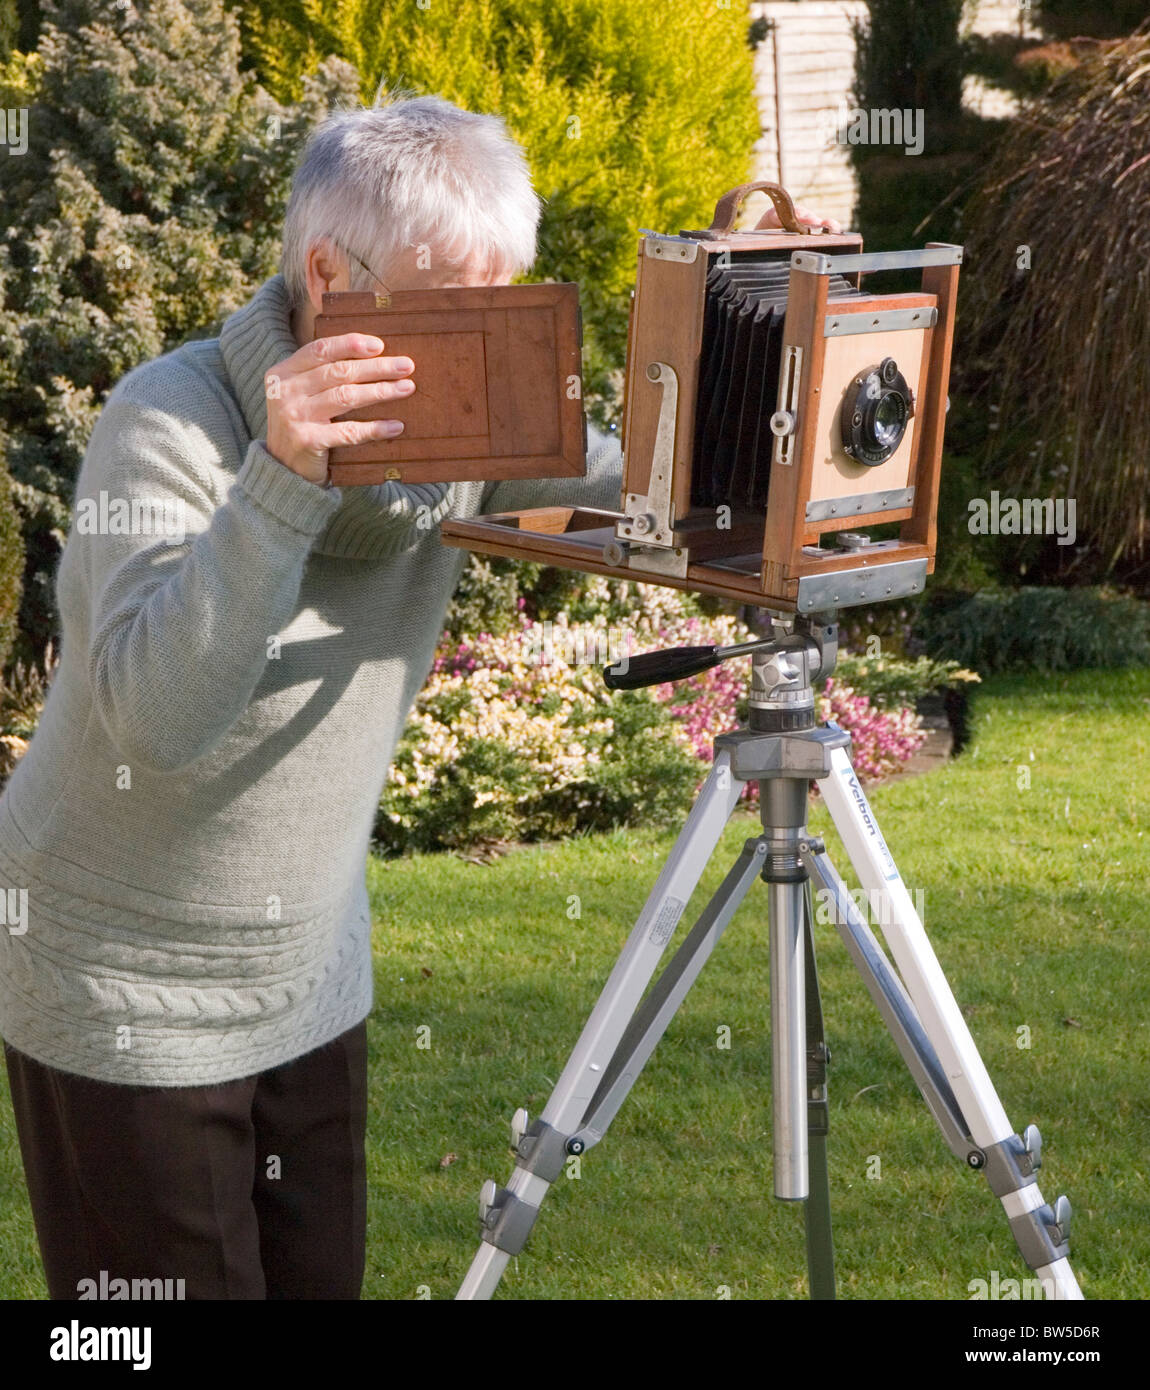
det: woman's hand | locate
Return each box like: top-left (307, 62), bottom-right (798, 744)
top-left (264, 334), bottom-right (416, 485)
top-left (758, 202), bottom-right (843, 235)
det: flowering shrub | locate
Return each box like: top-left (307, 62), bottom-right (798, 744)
top-left (376, 573), bottom-right (933, 855)
top-left (0, 643), bottom-right (56, 791)
top-left (375, 607), bottom-right (702, 855)
top-left (816, 681), bottom-right (927, 781)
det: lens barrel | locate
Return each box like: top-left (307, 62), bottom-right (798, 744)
top-left (842, 357), bottom-right (912, 465)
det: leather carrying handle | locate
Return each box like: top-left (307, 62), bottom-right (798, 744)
top-left (708, 181), bottom-right (803, 235)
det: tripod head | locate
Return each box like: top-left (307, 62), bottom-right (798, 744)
top-left (603, 612), bottom-right (839, 733)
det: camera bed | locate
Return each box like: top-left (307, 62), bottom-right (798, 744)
top-left (440, 505), bottom-right (932, 613)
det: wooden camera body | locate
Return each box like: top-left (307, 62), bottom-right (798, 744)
top-left (313, 282), bottom-right (585, 488)
top-left (438, 183), bottom-right (962, 615)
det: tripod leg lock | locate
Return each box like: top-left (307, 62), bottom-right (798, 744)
top-left (1006, 1197), bottom-right (1072, 1270)
top-left (978, 1127), bottom-right (1042, 1197)
top-left (807, 1095), bottom-right (829, 1139)
top-left (513, 1116), bottom-right (573, 1182)
top-left (976, 1129), bottom-right (1071, 1270)
top-left (479, 1186), bottom-right (540, 1256)
top-left (475, 1118), bottom-right (576, 1256)
top-left (807, 1041), bottom-right (831, 1137)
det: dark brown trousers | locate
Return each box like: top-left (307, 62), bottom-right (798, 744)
top-left (3, 1023), bottom-right (367, 1300)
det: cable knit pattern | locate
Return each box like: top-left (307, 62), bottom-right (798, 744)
top-left (0, 274), bottom-right (623, 1086)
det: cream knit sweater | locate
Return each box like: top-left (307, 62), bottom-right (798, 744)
top-left (0, 274), bottom-right (623, 1086)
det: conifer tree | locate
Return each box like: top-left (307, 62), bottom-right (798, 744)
top-left (0, 0), bottom-right (359, 664)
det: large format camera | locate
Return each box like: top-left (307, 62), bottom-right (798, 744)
top-left (314, 181), bottom-right (960, 616)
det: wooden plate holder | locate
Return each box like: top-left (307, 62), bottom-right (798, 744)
top-left (439, 183), bottom-right (961, 614)
top-left (313, 282), bottom-right (586, 488)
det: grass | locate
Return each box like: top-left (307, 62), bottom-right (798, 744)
top-left (1, 667), bottom-right (1147, 1300)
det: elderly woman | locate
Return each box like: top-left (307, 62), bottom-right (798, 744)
top-left (0, 95), bottom-right (623, 1302)
top-left (0, 94), bottom-right (835, 1300)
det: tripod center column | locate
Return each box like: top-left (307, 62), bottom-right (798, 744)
top-left (750, 640), bottom-right (821, 1203)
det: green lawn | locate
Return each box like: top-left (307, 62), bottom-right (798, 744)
top-left (1, 668), bottom-right (1147, 1299)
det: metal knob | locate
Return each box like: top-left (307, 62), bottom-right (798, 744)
top-left (1050, 1194), bottom-right (1071, 1244)
top-left (511, 1108), bottom-right (529, 1150)
top-left (479, 1179), bottom-right (497, 1225)
top-left (1022, 1123), bottom-right (1043, 1172)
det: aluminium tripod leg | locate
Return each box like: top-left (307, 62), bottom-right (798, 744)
top-left (801, 842), bottom-right (972, 1156)
top-left (456, 750), bottom-right (745, 1300)
top-left (817, 744), bottom-right (1082, 1300)
top-left (492, 840), bottom-right (836, 1302)
top-left (560, 836), bottom-right (767, 1141)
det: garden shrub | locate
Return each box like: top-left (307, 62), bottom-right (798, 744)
top-left (913, 587), bottom-right (1150, 673)
top-left (833, 651), bottom-right (979, 709)
top-left (957, 30), bottom-right (1150, 579)
top-left (0, 0), bottom-right (359, 667)
top-left (0, 454), bottom-right (22, 674)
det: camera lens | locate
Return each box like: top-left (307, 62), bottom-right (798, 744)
top-left (873, 391), bottom-right (906, 448)
top-left (841, 360), bottom-right (913, 465)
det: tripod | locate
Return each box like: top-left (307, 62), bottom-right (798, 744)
top-left (456, 613), bottom-right (1082, 1300)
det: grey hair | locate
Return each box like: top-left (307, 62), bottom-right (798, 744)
top-left (281, 95), bottom-right (542, 306)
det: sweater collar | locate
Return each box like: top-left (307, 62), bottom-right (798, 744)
top-left (218, 275), bottom-right (457, 560)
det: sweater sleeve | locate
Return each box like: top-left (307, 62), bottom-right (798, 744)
top-left (75, 398), bottom-right (344, 773)
top-left (479, 421), bottom-right (624, 516)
